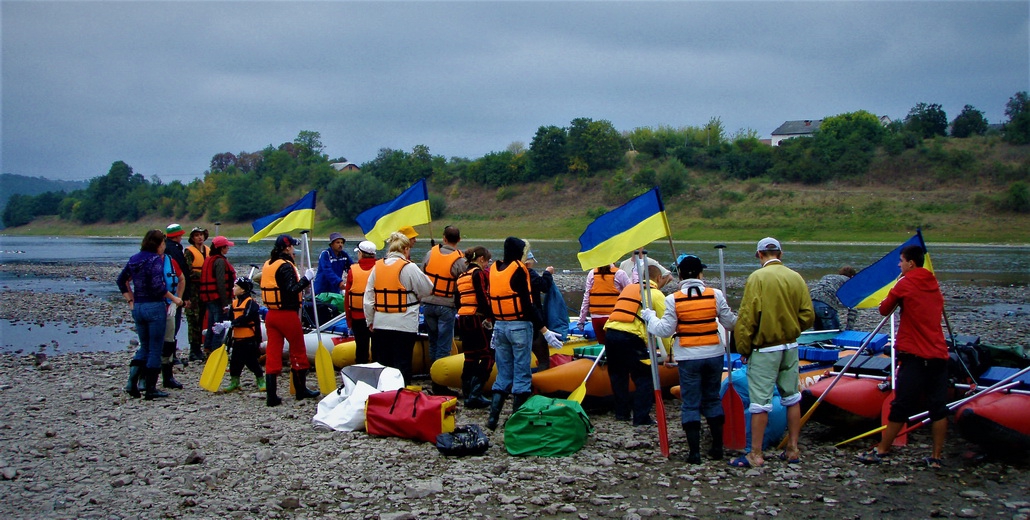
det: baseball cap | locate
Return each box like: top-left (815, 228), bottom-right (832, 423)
top-left (757, 237), bottom-right (781, 252)
top-left (212, 236), bottom-right (235, 248)
top-left (329, 232), bottom-right (345, 244)
top-left (356, 240), bottom-right (377, 255)
top-left (275, 234), bottom-right (299, 249)
top-left (165, 223), bottom-right (185, 238)
top-left (399, 226), bottom-right (419, 239)
top-left (677, 254), bottom-right (707, 276)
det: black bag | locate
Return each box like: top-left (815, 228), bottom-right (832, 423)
top-left (302, 300), bottom-right (339, 330)
top-left (435, 424), bottom-right (490, 456)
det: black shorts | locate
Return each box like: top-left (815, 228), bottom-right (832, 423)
top-left (889, 354), bottom-right (949, 423)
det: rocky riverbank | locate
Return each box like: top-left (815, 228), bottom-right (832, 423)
top-left (0, 262), bottom-right (1028, 519)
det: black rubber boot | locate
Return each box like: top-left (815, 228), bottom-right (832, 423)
top-left (487, 391), bottom-right (508, 431)
top-left (293, 370), bottom-right (320, 400)
top-left (706, 415), bottom-right (725, 460)
top-left (144, 369), bottom-right (169, 400)
top-left (162, 363), bottom-right (184, 389)
top-left (266, 374), bottom-right (282, 407)
top-left (464, 376), bottom-right (490, 409)
top-left (125, 360), bottom-right (143, 398)
top-left (512, 392), bottom-right (532, 413)
top-left (684, 421), bottom-right (702, 464)
top-left (188, 345), bottom-right (206, 362)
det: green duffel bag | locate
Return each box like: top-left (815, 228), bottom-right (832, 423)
top-left (504, 395), bottom-right (593, 457)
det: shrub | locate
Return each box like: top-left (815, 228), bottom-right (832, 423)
top-left (999, 181), bottom-right (1030, 213)
top-left (496, 186), bottom-right (518, 202)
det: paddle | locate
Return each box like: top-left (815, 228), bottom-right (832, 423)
top-left (568, 346), bottom-right (606, 404)
top-left (777, 307), bottom-right (896, 450)
top-left (714, 244), bottom-right (747, 451)
top-left (302, 231), bottom-right (337, 395)
top-left (638, 254), bottom-right (670, 458)
top-left (199, 322), bottom-right (230, 392)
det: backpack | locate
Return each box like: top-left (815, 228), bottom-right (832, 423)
top-left (436, 424), bottom-right (491, 456)
top-left (504, 396), bottom-right (593, 457)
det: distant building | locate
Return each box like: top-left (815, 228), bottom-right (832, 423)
top-left (770, 120), bottom-right (822, 146)
top-left (330, 162), bottom-right (360, 172)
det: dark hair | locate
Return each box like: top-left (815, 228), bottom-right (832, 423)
top-left (269, 245), bottom-right (285, 262)
top-left (140, 229), bottom-right (166, 253)
top-left (901, 245), bottom-right (926, 268)
top-left (464, 246), bottom-right (490, 266)
top-left (444, 225), bottom-right (461, 244)
top-left (839, 265), bottom-right (857, 277)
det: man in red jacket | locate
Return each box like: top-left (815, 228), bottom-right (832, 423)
top-left (857, 244), bottom-right (949, 468)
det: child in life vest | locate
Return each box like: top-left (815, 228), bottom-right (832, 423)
top-left (225, 277), bottom-right (266, 392)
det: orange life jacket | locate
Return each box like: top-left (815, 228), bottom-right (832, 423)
top-left (260, 259), bottom-right (300, 310)
top-left (185, 244), bottom-right (209, 278)
top-left (588, 266), bottom-right (621, 316)
top-left (198, 254), bottom-right (235, 304)
top-left (456, 266), bottom-right (484, 317)
top-left (372, 259), bottom-right (417, 313)
top-left (424, 245), bottom-right (462, 298)
top-left (674, 286), bottom-right (720, 347)
top-left (489, 260), bottom-right (532, 321)
top-left (608, 283), bottom-right (645, 323)
top-left (232, 296), bottom-right (258, 339)
top-left (346, 263), bottom-right (373, 319)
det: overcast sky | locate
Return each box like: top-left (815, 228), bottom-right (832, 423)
top-left (3, 1), bottom-right (1028, 182)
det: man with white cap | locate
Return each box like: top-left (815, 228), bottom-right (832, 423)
top-left (730, 237), bottom-right (814, 468)
top-left (345, 240), bottom-right (378, 365)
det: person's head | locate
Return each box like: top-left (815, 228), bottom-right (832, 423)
top-left (647, 264), bottom-right (663, 284)
top-left (189, 227), bottom-right (209, 246)
top-left (271, 234), bottom-right (299, 261)
top-left (677, 254), bottom-right (707, 280)
top-left (464, 246), bottom-right (491, 269)
top-left (386, 231), bottom-right (412, 255)
top-left (165, 223), bottom-right (185, 243)
top-left (502, 237), bottom-right (527, 264)
top-left (899, 244), bottom-right (926, 273)
top-left (234, 276), bottom-right (254, 297)
top-left (329, 232), bottom-right (345, 253)
top-left (443, 225), bottom-right (460, 245)
top-left (355, 240), bottom-right (377, 259)
top-left (399, 226), bottom-right (418, 240)
top-left (839, 265), bottom-right (857, 278)
top-left (632, 248), bottom-right (648, 257)
top-left (755, 237), bottom-right (782, 261)
top-left (141, 229), bottom-right (166, 253)
top-left (211, 236), bottom-right (234, 255)
top-left (525, 250), bottom-right (536, 268)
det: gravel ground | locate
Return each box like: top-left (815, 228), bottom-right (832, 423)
top-left (1, 262), bottom-right (1029, 520)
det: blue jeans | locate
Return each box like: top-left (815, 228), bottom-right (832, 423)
top-left (812, 300), bottom-right (841, 331)
top-left (203, 302), bottom-right (228, 351)
top-left (132, 302), bottom-right (166, 369)
top-left (677, 355), bottom-right (725, 423)
top-left (490, 320), bottom-right (534, 394)
top-left (423, 304), bottom-right (457, 363)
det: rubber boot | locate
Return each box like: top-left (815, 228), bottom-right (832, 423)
top-left (266, 374), bottom-right (282, 407)
top-left (256, 375), bottom-right (266, 392)
top-left (683, 421), bottom-right (702, 464)
top-left (144, 369), bottom-right (169, 400)
top-left (189, 344), bottom-right (206, 362)
top-left (162, 363), bottom-right (184, 389)
top-left (125, 361), bottom-right (143, 398)
top-left (706, 415), bottom-right (725, 460)
top-left (487, 391), bottom-right (508, 431)
top-left (293, 370), bottom-right (320, 400)
top-left (512, 392), bottom-right (532, 413)
top-left (464, 376), bottom-right (490, 409)
top-left (225, 376), bottom-right (241, 392)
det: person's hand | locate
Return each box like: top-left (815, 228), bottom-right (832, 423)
top-left (221, 320), bottom-right (233, 331)
top-left (545, 266), bottom-right (555, 274)
top-left (640, 308), bottom-right (657, 323)
top-left (577, 320), bottom-right (586, 331)
top-left (304, 268), bottom-right (316, 281)
top-left (542, 330), bottom-right (563, 349)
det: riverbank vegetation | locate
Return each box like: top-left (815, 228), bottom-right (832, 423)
top-left (4, 94), bottom-right (1029, 244)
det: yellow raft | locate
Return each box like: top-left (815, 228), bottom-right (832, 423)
top-left (428, 336), bottom-right (593, 389)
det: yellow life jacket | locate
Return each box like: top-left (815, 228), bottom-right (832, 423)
top-left (346, 263), bottom-right (373, 318)
top-left (608, 283), bottom-right (645, 323)
top-left (674, 286), bottom-right (719, 347)
top-left (488, 260), bottom-right (531, 321)
top-left (372, 259), bottom-right (417, 313)
top-left (260, 259), bottom-right (300, 310)
top-left (185, 244), bottom-right (209, 278)
top-left (424, 245), bottom-right (462, 298)
top-left (588, 266), bottom-right (621, 316)
top-left (232, 296), bottom-right (257, 339)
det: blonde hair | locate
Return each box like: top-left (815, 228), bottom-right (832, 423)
top-left (386, 231), bottom-right (411, 254)
top-left (521, 239), bottom-right (531, 263)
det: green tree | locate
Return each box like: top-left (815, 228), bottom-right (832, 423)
top-left (324, 172), bottom-right (393, 223)
top-left (905, 102), bottom-right (948, 138)
top-left (294, 130), bottom-right (325, 157)
top-left (950, 105), bottom-right (988, 138)
top-left (656, 158), bottom-right (688, 197)
top-left (527, 125), bottom-right (567, 180)
top-left (2, 194), bottom-right (35, 227)
top-left (1003, 91), bottom-right (1030, 145)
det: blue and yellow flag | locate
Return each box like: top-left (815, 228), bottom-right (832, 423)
top-left (836, 229), bottom-right (934, 309)
top-left (248, 190), bottom-right (317, 243)
top-left (577, 188), bottom-right (671, 270)
top-left (356, 179), bottom-right (432, 246)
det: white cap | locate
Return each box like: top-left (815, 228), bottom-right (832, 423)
top-left (356, 240), bottom-right (377, 255)
top-left (756, 237), bottom-right (781, 253)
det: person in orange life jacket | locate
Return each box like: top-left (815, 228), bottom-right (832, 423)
top-left (454, 246), bottom-right (494, 409)
top-left (313, 232), bottom-right (352, 296)
top-left (577, 264), bottom-right (630, 345)
top-left (260, 234), bottom-right (317, 406)
top-left (857, 245), bottom-right (950, 469)
top-left (641, 254), bottom-right (738, 463)
top-left (117, 230), bottom-right (184, 400)
top-left (602, 264), bottom-right (670, 427)
top-left (486, 237), bottom-right (564, 431)
top-left (523, 244), bottom-right (557, 372)
top-left (162, 223), bottom-right (189, 370)
top-left (421, 225), bottom-right (467, 395)
top-left (222, 277), bottom-right (266, 393)
top-left (199, 236), bottom-right (237, 357)
top-left (344, 240), bottom-right (378, 365)
top-left (159, 233), bottom-right (186, 390)
top-left (619, 248), bottom-right (674, 287)
top-left (363, 231), bottom-right (434, 386)
top-left (183, 227), bottom-right (210, 362)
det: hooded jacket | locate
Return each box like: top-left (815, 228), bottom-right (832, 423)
top-left (879, 266), bottom-right (948, 360)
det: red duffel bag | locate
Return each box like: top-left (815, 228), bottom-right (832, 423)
top-left (365, 388), bottom-right (457, 443)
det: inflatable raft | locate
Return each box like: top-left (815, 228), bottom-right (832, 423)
top-left (954, 366), bottom-right (1030, 454)
top-left (429, 337), bottom-right (593, 390)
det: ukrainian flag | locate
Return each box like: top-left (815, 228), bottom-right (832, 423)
top-left (248, 190), bottom-right (317, 243)
top-left (356, 179), bottom-right (432, 246)
top-left (577, 188), bottom-right (671, 271)
top-left (836, 229), bottom-right (934, 309)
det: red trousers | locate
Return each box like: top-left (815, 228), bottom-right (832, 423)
top-left (264, 309), bottom-right (310, 375)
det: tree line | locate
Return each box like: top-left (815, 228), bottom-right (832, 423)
top-left (4, 93), bottom-right (1029, 229)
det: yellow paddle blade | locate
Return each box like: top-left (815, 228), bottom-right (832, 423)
top-left (568, 383), bottom-right (587, 404)
top-left (315, 343), bottom-right (336, 395)
top-left (199, 346), bottom-right (228, 392)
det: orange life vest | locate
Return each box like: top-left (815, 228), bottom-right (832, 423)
top-left (372, 259), bottom-right (417, 313)
top-left (424, 245), bottom-right (462, 298)
top-left (198, 254), bottom-right (235, 304)
top-left (260, 259), bottom-right (300, 310)
top-left (185, 244), bottom-right (209, 278)
top-left (488, 260), bottom-right (532, 321)
top-left (232, 296), bottom-right (258, 339)
top-left (608, 283), bottom-right (646, 323)
top-left (346, 263), bottom-right (373, 319)
top-left (588, 266), bottom-right (621, 316)
top-left (456, 266), bottom-right (484, 316)
top-left (673, 286), bottom-right (719, 347)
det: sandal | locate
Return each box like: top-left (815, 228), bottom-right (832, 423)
top-left (923, 457), bottom-right (942, 469)
top-left (728, 453), bottom-right (762, 468)
top-left (856, 449), bottom-right (886, 464)
top-left (778, 450), bottom-right (801, 464)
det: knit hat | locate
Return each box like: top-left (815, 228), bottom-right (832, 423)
top-left (677, 254), bottom-right (706, 278)
top-left (165, 223), bottom-right (185, 238)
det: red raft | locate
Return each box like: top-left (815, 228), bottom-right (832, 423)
top-left (800, 354), bottom-right (893, 428)
top-left (954, 366), bottom-right (1030, 453)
